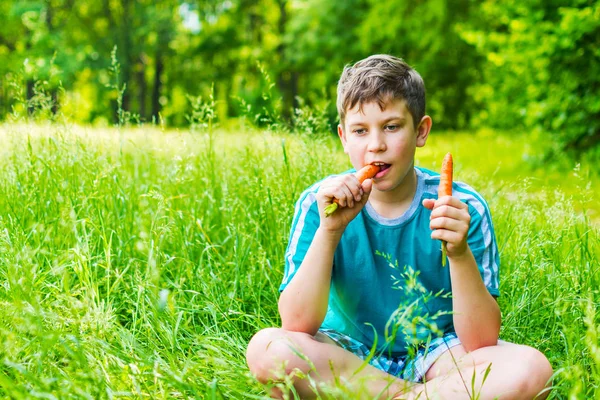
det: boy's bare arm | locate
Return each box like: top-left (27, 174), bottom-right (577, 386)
top-left (278, 175), bottom-right (373, 335)
top-left (424, 195), bottom-right (501, 351)
top-left (278, 227), bottom-right (342, 334)
top-left (446, 247), bottom-right (501, 351)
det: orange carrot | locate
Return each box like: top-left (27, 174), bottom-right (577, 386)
top-left (355, 164), bottom-right (381, 183)
top-left (438, 152), bottom-right (453, 266)
top-left (324, 164), bottom-right (380, 217)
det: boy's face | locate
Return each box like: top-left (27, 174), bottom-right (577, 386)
top-left (338, 98), bottom-right (431, 193)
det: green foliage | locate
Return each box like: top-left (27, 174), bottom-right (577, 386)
top-left (360, 0), bottom-right (483, 129)
top-left (285, 0), bottom-right (369, 104)
top-left (2, 0), bottom-right (600, 157)
top-left (460, 0), bottom-right (600, 155)
top-left (376, 255), bottom-right (452, 351)
top-left (0, 0), bottom-right (484, 131)
top-left (107, 46), bottom-right (134, 127)
top-left (291, 96), bottom-right (332, 136)
top-left (186, 85), bottom-right (218, 133)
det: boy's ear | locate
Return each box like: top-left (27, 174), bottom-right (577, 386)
top-left (416, 115), bottom-right (432, 148)
top-left (337, 124), bottom-right (348, 153)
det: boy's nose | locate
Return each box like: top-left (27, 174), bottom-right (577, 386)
top-left (368, 133), bottom-right (387, 152)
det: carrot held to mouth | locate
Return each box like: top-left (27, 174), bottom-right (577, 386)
top-left (324, 164), bottom-right (380, 217)
top-left (438, 152), bottom-right (453, 267)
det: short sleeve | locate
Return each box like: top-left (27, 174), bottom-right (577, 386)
top-left (280, 189), bottom-right (321, 292)
top-left (466, 199), bottom-right (500, 297)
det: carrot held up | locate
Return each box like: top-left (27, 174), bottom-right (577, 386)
top-left (438, 152), bottom-right (453, 267)
top-left (323, 164), bottom-right (380, 217)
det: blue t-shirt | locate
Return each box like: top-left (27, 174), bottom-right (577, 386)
top-left (280, 166), bottom-right (500, 356)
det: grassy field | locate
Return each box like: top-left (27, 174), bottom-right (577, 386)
top-left (0, 122), bottom-right (598, 399)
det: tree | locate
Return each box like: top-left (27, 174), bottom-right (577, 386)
top-left (461, 0), bottom-right (600, 155)
top-left (359, 0), bottom-right (483, 129)
top-left (0, 0), bottom-right (78, 118)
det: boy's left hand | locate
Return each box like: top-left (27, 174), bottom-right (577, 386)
top-left (422, 196), bottom-right (471, 260)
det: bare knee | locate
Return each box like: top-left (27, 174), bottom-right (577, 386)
top-left (246, 328), bottom-right (281, 383)
top-left (514, 345), bottom-right (553, 399)
top-left (246, 327), bottom-right (313, 384)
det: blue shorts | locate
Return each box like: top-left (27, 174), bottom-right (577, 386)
top-left (319, 329), bottom-right (461, 382)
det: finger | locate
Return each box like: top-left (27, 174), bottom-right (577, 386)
top-left (325, 175), bottom-right (362, 205)
top-left (434, 196), bottom-right (468, 209)
top-left (422, 198), bottom-right (435, 210)
top-left (431, 231), bottom-right (468, 255)
top-left (430, 228), bottom-right (462, 244)
top-left (338, 179), bottom-right (372, 216)
top-left (430, 216), bottom-right (469, 233)
top-left (430, 203), bottom-right (471, 221)
top-left (333, 184), bottom-right (355, 208)
top-left (344, 175), bottom-right (364, 202)
top-left (361, 178), bottom-right (373, 195)
top-left (339, 174), bottom-right (366, 206)
top-left (318, 186), bottom-right (342, 207)
top-left (320, 178), bottom-right (354, 206)
top-left (430, 204), bottom-right (462, 220)
top-left (356, 182), bottom-right (373, 206)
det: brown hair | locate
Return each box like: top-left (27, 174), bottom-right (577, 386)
top-left (336, 54), bottom-right (426, 128)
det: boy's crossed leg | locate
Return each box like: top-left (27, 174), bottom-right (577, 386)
top-left (247, 327), bottom-right (420, 399)
top-left (421, 341), bottom-right (553, 400)
top-left (246, 328), bottom-right (553, 400)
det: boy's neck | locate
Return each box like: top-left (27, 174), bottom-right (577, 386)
top-left (368, 166), bottom-right (418, 219)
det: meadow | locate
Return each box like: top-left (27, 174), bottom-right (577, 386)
top-left (0, 122), bottom-right (598, 399)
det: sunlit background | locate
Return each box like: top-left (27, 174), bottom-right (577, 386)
top-left (0, 0), bottom-right (598, 157)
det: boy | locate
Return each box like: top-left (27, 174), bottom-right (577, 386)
top-left (246, 55), bottom-right (552, 399)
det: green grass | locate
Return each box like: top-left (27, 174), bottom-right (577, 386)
top-left (0, 122), bottom-right (598, 399)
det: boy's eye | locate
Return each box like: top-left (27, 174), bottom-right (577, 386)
top-left (353, 128), bottom-right (366, 135)
top-left (385, 124), bottom-right (399, 131)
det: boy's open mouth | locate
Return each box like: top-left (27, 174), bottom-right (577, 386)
top-left (372, 162), bottom-right (391, 178)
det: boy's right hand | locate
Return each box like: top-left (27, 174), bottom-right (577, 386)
top-left (316, 174), bottom-right (373, 233)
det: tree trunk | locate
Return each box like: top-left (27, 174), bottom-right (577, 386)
top-left (45, 0), bottom-right (53, 29)
top-left (51, 89), bottom-right (59, 115)
top-left (137, 55), bottom-right (147, 121)
top-left (275, 0), bottom-right (291, 120)
top-left (290, 70), bottom-right (299, 111)
top-left (564, 130), bottom-right (600, 154)
top-left (26, 80), bottom-right (35, 115)
top-left (151, 53), bottom-right (164, 122)
top-left (0, 78), bottom-right (5, 117)
top-left (102, 0), bottom-right (122, 124)
top-left (45, 0), bottom-right (59, 115)
top-left (120, 0), bottom-right (132, 114)
top-left (0, 78), bottom-right (4, 117)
